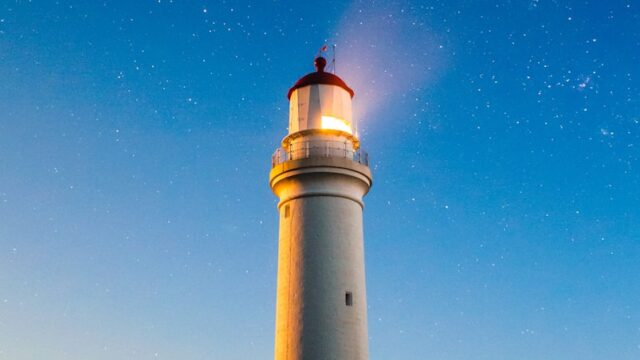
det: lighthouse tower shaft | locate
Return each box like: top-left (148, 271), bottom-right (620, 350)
top-left (270, 57), bottom-right (372, 360)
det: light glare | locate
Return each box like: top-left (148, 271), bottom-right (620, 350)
top-left (321, 115), bottom-right (352, 134)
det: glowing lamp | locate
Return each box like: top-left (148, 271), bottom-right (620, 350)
top-left (321, 115), bottom-right (352, 134)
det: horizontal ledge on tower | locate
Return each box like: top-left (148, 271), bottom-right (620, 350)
top-left (269, 157), bottom-right (373, 191)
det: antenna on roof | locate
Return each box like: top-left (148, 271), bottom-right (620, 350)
top-left (316, 43), bottom-right (337, 74)
top-left (331, 44), bottom-right (336, 74)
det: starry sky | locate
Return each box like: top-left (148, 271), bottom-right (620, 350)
top-left (1, 1), bottom-right (639, 359)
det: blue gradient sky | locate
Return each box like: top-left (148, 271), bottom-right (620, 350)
top-left (1, 1), bottom-right (639, 359)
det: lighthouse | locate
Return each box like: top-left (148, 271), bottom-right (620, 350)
top-left (269, 56), bottom-right (372, 359)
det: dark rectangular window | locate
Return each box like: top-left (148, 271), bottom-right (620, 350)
top-left (284, 204), bottom-right (290, 218)
top-left (345, 291), bottom-right (353, 306)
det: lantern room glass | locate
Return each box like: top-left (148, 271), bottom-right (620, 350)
top-left (288, 84), bottom-right (355, 136)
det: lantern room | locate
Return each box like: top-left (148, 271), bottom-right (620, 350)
top-left (285, 56), bottom-right (357, 146)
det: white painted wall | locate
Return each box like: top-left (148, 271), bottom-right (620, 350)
top-left (270, 157), bottom-right (372, 360)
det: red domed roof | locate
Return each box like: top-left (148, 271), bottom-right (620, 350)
top-left (287, 57), bottom-right (354, 99)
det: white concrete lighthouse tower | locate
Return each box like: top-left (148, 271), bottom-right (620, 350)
top-left (270, 56), bottom-right (372, 360)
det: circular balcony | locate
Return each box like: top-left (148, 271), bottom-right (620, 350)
top-left (272, 140), bottom-right (369, 168)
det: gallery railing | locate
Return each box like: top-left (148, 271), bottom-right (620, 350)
top-left (272, 140), bottom-right (369, 168)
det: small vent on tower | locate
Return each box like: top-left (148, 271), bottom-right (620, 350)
top-left (345, 291), bottom-right (353, 307)
top-left (284, 204), bottom-right (290, 218)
